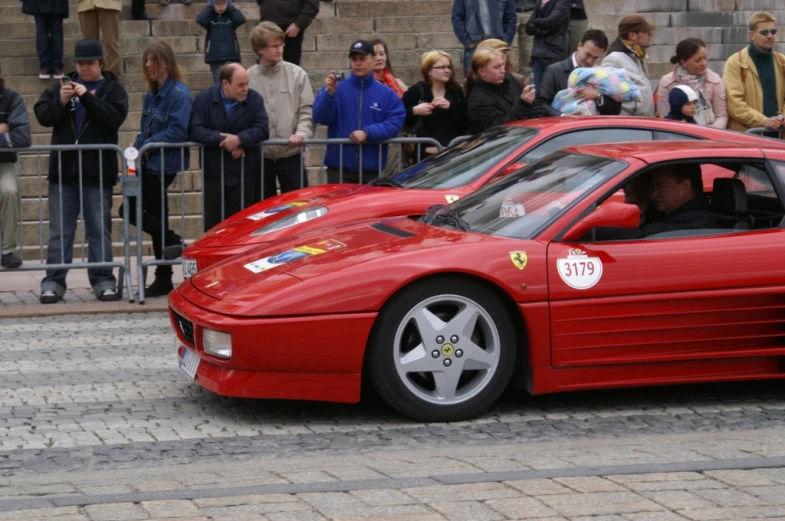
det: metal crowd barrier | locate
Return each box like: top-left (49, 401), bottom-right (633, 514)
top-left (0, 144), bottom-right (135, 302)
top-left (746, 127), bottom-right (784, 139)
top-left (134, 137), bottom-right (442, 303)
top-left (447, 135), bottom-right (473, 148)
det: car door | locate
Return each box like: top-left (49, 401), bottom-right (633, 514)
top-left (546, 158), bottom-right (785, 369)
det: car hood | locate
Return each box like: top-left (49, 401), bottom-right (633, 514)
top-left (184, 185), bottom-right (471, 250)
top-left (188, 216), bottom-right (494, 310)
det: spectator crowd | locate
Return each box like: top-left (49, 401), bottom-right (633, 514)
top-left (0, 0), bottom-right (784, 303)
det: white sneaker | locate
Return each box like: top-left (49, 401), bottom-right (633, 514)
top-left (39, 70), bottom-right (51, 80)
top-left (53, 70), bottom-right (64, 79)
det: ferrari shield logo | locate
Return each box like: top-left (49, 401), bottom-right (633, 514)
top-left (509, 251), bottom-right (527, 271)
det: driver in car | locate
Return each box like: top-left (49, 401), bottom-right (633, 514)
top-left (597, 165), bottom-right (721, 240)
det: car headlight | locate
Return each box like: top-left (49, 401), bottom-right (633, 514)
top-left (202, 329), bottom-right (232, 359)
top-left (251, 206), bottom-right (328, 236)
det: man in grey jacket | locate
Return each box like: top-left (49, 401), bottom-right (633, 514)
top-left (248, 21), bottom-right (315, 198)
top-left (256, 0), bottom-right (320, 66)
top-left (601, 15), bottom-right (656, 117)
top-left (0, 67), bottom-right (32, 269)
top-left (452, 0), bottom-right (518, 77)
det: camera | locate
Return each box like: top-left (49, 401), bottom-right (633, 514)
top-left (62, 77), bottom-right (71, 85)
top-left (335, 72), bottom-right (346, 81)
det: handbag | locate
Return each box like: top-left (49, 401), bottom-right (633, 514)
top-left (401, 83), bottom-right (427, 165)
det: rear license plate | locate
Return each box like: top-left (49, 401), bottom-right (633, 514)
top-left (182, 259), bottom-right (197, 278)
top-left (179, 348), bottom-right (200, 379)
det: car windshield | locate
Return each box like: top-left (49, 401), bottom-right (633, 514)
top-left (430, 152), bottom-right (626, 239)
top-left (390, 126), bottom-right (539, 189)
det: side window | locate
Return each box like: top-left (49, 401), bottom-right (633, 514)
top-left (521, 129), bottom-right (654, 163)
top-left (655, 131), bottom-right (700, 141)
top-left (594, 160), bottom-right (785, 242)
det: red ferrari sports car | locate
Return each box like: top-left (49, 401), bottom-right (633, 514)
top-left (179, 117), bottom-right (779, 278)
top-left (170, 140), bottom-right (785, 421)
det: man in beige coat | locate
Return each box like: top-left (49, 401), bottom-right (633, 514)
top-left (247, 22), bottom-right (314, 199)
top-left (76, 0), bottom-right (121, 75)
top-left (723, 11), bottom-right (785, 134)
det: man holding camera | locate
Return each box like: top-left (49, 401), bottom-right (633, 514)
top-left (33, 38), bottom-right (128, 304)
top-left (312, 40), bottom-right (405, 184)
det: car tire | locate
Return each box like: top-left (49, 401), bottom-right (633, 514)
top-left (367, 276), bottom-right (517, 422)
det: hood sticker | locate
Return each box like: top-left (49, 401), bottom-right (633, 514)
top-left (243, 239), bottom-right (346, 274)
top-left (247, 202), bottom-right (308, 221)
top-left (557, 248), bottom-right (603, 290)
top-left (445, 194), bottom-right (460, 203)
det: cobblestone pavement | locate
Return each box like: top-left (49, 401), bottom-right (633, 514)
top-left (4, 313), bottom-right (785, 520)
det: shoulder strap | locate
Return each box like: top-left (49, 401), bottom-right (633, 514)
top-left (738, 51), bottom-right (747, 83)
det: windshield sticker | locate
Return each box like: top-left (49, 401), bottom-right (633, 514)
top-left (243, 239), bottom-right (346, 273)
top-left (509, 251), bottom-right (528, 271)
top-left (499, 197), bottom-right (526, 218)
top-left (557, 248), bottom-right (603, 290)
top-left (246, 202), bottom-right (308, 221)
top-left (445, 194), bottom-right (460, 203)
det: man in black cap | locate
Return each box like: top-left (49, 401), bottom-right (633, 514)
top-left (312, 40), bottom-right (405, 184)
top-left (33, 38), bottom-right (129, 304)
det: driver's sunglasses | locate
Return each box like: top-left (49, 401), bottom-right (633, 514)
top-left (756, 28), bottom-right (778, 36)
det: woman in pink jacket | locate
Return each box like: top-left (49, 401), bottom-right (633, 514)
top-left (657, 38), bottom-right (728, 128)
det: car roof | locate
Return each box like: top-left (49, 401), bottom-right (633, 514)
top-left (560, 140), bottom-right (781, 161)
top-left (505, 116), bottom-right (785, 145)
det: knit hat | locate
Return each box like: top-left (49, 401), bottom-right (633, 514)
top-left (667, 85), bottom-right (698, 122)
top-left (208, 0), bottom-right (232, 5)
top-left (670, 85), bottom-right (698, 106)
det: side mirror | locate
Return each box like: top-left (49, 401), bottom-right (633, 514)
top-left (562, 202), bottom-right (640, 241)
top-left (495, 162), bottom-right (526, 181)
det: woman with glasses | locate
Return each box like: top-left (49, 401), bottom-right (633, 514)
top-left (656, 38), bottom-right (727, 128)
top-left (402, 51), bottom-right (470, 154)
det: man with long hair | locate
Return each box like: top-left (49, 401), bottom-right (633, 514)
top-left (120, 41), bottom-right (192, 298)
top-left (0, 65), bottom-right (32, 269)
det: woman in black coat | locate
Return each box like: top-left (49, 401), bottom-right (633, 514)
top-left (21, 0), bottom-right (69, 80)
top-left (466, 48), bottom-right (535, 133)
top-left (402, 50), bottom-right (469, 153)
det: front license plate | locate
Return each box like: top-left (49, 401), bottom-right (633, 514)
top-left (179, 349), bottom-right (200, 380)
top-left (182, 259), bottom-right (197, 278)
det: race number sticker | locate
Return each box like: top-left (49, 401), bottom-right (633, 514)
top-left (445, 194), bottom-right (460, 204)
top-left (243, 239), bottom-right (346, 273)
top-left (499, 197), bottom-right (525, 218)
top-left (246, 202), bottom-right (308, 221)
top-left (557, 248), bottom-right (603, 290)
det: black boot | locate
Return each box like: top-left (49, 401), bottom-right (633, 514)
top-left (145, 266), bottom-right (174, 297)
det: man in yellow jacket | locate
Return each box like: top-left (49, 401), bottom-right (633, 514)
top-left (76, 0), bottom-right (121, 75)
top-left (723, 11), bottom-right (785, 134)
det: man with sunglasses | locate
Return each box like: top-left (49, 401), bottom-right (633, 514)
top-left (724, 11), bottom-right (785, 134)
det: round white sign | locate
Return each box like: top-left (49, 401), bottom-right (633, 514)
top-left (557, 248), bottom-right (603, 290)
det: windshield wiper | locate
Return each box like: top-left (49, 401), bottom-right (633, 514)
top-left (432, 208), bottom-right (472, 232)
top-left (421, 204), bottom-right (444, 223)
top-left (368, 177), bottom-right (403, 188)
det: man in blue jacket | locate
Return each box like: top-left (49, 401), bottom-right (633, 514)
top-left (452, 0), bottom-right (517, 77)
top-left (313, 40), bottom-right (405, 184)
top-left (189, 63), bottom-right (269, 231)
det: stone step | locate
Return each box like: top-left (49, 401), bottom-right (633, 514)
top-left (16, 242), bottom-right (147, 262)
top-left (672, 10), bottom-right (785, 27)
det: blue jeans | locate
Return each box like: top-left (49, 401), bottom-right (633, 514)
top-left (34, 14), bottom-right (64, 72)
top-left (41, 183), bottom-right (116, 298)
top-left (531, 57), bottom-right (548, 93)
top-left (463, 46), bottom-right (477, 78)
